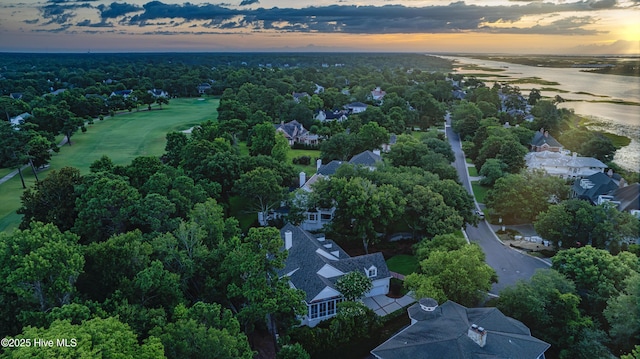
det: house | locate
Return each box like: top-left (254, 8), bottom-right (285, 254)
top-left (349, 149), bottom-right (382, 170)
top-left (315, 110), bottom-right (348, 122)
top-left (599, 183), bottom-right (640, 218)
top-left (531, 128), bottom-right (563, 152)
top-left (370, 87), bottom-right (386, 102)
top-left (525, 151), bottom-right (607, 179)
top-left (148, 89), bottom-right (168, 98)
top-left (371, 298), bottom-right (550, 359)
top-left (572, 172), bottom-right (619, 204)
top-left (49, 88), bottom-right (66, 96)
top-left (345, 102), bottom-right (368, 114)
top-left (8, 112), bottom-right (31, 127)
top-left (274, 120), bottom-right (318, 146)
top-left (110, 90), bottom-right (133, 98)
top-left (292, 92), bottom-right (310, 103)
top-left (278, 224), bottom-right (391, 327)
top-left (297, 150), bottom-right (382, 230)
top-left (197, 83), bottom-right (211, 94)
top-left (381, 134), bottom-right (397, 152)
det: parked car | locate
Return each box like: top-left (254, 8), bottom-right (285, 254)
top-left (475, 210), bottom-right (485, 219)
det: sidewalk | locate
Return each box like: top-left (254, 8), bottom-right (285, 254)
top-left (362, 292), bottom-right (416, 317)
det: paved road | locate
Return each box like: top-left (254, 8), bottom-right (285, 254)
top-left (445, 116), bottom-right (549, 295)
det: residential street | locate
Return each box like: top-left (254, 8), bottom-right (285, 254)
top-left (445, 117), bottom-right (550, 296)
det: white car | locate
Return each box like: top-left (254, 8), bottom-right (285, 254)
top-left (475, 210), bottom-right (485, 219)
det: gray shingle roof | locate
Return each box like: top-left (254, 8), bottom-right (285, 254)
top-left (531, 131), bottom-right (563, 148)
top-left (611, 183), bottom-right (640, 212)
top-left (572, 172), bottom-right (619, 203)
top-left (372, 300), bottom-right (550, 359)
top-left (278, 224), bottom-right (390, 303)
top-left (317, 160), bottom-right (344, 176)
top-left (349, 150), bottom-right (382, 167)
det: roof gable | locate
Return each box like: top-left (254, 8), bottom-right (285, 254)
top-left (349, 150), bottom-right (382, 167)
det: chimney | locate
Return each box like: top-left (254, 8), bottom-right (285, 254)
top-left (299, 171), bottom-right (306, 187)
top-left (607, 168), bottom-right (613, 177)
top-left (316, 159), bottom-right (323, 170)
top-left (373, 149), bottom-right (381, 156)
top-left (544, 131), bottom-right (549, 138)
top-left (468, 324), bottom-right (487, 347)
top-left (284, 230), bottom-right (293, 250)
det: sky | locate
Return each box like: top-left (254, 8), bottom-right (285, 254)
top-left (0, 0), bottom-right (638, 54)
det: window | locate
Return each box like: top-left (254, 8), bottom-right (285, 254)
top-left (367, 266), bottom-right (377, 278)
top-left (321, 213), bottom-right (332, 221)
top-left (319, 302), bottom-right (327, 317)
top-left (308, 213), bottom-right (318, 221)
top-left (310, 303), bottom-right (318, 319)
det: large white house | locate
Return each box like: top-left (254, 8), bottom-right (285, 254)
top-left (279, 224), bottom-right (391, 327)
top-left (525, 151), bottom-right (607, 179)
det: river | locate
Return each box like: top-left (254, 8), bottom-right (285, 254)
top-left (440, 55), bottom-right (640, 173)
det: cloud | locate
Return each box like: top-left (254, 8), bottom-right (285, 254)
top-left (76, 19), bottom-right (113, 27)
top-left (97, 2), bottom-right (141, 19)
top-left (28, 1), bottom-right (621, 36)
top-left (24, 19), bottom-right (40, 24)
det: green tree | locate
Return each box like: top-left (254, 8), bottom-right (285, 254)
top-left (271, 132), bottom-right (290, 162)
top-left (404, 185), bottom-right (464, 239)
top-left (335, 271), bottom-right (373, 301)
top-left (0, 222), bottom-right (84, 312)
top-left (355, 121), bottom-right (389, 152)
top-left (497, 269), bottom-right (592, 353)
top-left (451, 101), bottom-right (483, 141)
top-left (552, 246), bottom-right (638, 318)
top-left (18, 167), bottom-right (82, 231)
top-left (405, 244), bottom-right (497, 306)
top-left (250, 122), bottom-right (277, 156)
top-left (604, 273), bottom-right (640, 353)
top-left (320, 132), bottom-right (356, 161)
top-left (278, 343), bottom-right (310, 359)
top-left (225, 227), bottom-right (306, 333)
top-left (234, 167), bottom-right (285, 223)
top-left (151, 302), bottom-right (254, 359)
top-left (3, 317), bottom-right (164, 359)
top-left (479, 159), bottom-right (507, 186)
top-left (73, 176), bottom-right (141, 242)
top-left (413, 233), bottom-right (467, 262)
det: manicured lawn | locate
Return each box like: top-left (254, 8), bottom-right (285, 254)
top-left (467, 165), bottom-right (478, 177)
top-left (466, 158), bottom-right (473, 164)
top-left (0, 168), bottom-right (40, 232)
top-left (471, 181), bottom-right (490, 204)
top-left (0, 167), bottom-right (14, 179)
top-left (49, 98), bottom-right (218, 173)
top-left (0, 98), bottom-right (219, 233)
top-left (386, 254), bottom-right (419, 276)
top-left (288, 148), bottom-right (321, 177)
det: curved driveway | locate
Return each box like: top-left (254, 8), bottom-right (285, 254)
top-left (445, 117), bottom-right (550, 295)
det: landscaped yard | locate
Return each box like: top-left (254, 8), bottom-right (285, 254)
top-left (287, 148), bottom-right (321, 177)
top-left (471, 181), bottom-right (490, 204)
top-left (467, 165), bottom-right (478, 177)
top-left (0, 98), bottom-right (219, 233)
top-left (386, 254), bottom-right (419, 276)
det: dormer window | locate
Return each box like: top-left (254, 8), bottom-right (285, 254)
top-left (367, 265), bottom-right (377, 278)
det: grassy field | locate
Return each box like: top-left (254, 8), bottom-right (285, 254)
top-left (48, 98), bottom-right (218, 173)
top-left (467, 165), bottom-right (478, 177)
top-left (0, 97), bottom-right (219, 233)
top-left (288, 148), bottom-right (321, 177)
top-left (386, 254), bottom-right (419, 276)
top-left (471, 181), bottom-right (490, 204)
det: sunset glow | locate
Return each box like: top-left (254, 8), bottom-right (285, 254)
top-left (0, 0), bottom-right (638, 53)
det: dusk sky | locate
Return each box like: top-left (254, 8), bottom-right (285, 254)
top-left (1, 0), bottom-right (638, 54)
